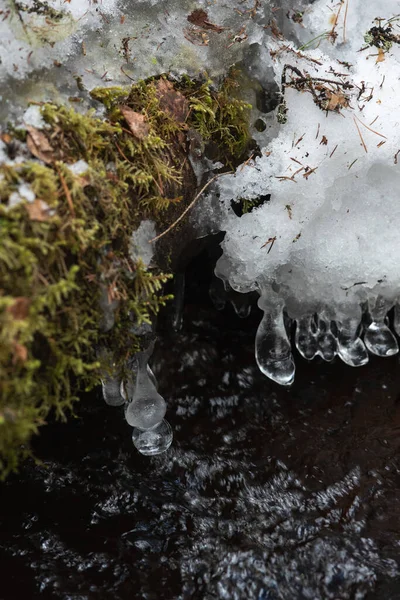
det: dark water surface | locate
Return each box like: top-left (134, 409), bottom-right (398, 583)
top-left (1, 302), bottom-right (400, 599)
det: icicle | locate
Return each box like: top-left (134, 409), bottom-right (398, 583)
top-left (337, 315), bottom-right (368, 367)
top-left (120, 361), bottom-right (158, 402)
top-left (132, 419), bottom-right (173, 456)
top-left (209, 275), bottom-right (226, 311)
top-left (255, 290), bottom-right (295, 386)
top-left (393, 304), bottom-right (400, 337)
top-left (101, 376), bottom-right (125, 406)
top-left (125, 340), bottom-right (167, 430)
top-left (295, 315), bottom-right (318, 360)
top-left (364, 296), bottom-right (398, 357)
top-left (315, 314), bottom-right (337, 362)
top-left (171, 272), bottom-right (185, 331)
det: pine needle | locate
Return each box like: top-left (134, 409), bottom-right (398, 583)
top-left (353, 117), bottom-right (368, 153)
top-left (354, 114), bottom-right (387, 139)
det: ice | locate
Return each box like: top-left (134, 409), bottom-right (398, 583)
top-left (132, 419), bottom-right (173, 456)
top-left (364, 296), bottom-right (398, 357)
top-left (125, 341), bottom-right (167, 430)
top-left (101, 376), bottom-right (125, 407)
top-left (129, 220), bottom-right (156, 268)
top-left (210, 0), bottom-right (400, 384)
top-left (255, 289), bottom-right (295, 386)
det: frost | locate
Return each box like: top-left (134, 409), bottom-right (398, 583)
top-left (129, 220), bottom-right (156, 267)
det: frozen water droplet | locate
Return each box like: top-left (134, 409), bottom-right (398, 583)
top-left (295, 315), bottom-right (318, 360)
top-left (132, 419), bottom-right (173, 456)
top-left (364, 297), bottom-right (398, 357)
top-left (337, 317), bottom-right (369, 367)
top-left (101, 377), bottom-right (125, 406)
top-left (125, 341), bottom-right (166, 429)
top-left (120, 363), bottom-right (158, 402)
top-left (255, 291), bottom-right (295, 386)
top-left (315, 316), bottom-right (337, 362)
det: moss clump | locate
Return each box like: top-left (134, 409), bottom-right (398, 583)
top-left (0, 74), bottom-right (251, 478)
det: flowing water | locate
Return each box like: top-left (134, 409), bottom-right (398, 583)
top-left (1, 297), bottom-right (400, 599)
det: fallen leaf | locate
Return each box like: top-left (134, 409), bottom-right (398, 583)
top-left (320, 135), bottom-right (328, 145)
top-left (325, 90), bottom-right (348, 111)
top-left (26, 126), bottom-right (54, 164)
top-left (120, 106), bottom-right (150, 140)
top-left (25, 198), bottom-right (53, 222)
top-left (376, 48), bottom-right (385, 63)
top-left (155, 79), bottom-right (189, 123)
top-left (187, 9), bottom-right (225, 32)
top-left (7, 297), bottom-right (31, 320)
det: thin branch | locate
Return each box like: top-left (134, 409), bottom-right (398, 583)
top-left (149, 172), bottom-right (232, 243)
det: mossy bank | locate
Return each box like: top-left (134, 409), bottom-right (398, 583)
top-left (0, 73), bottom-right (251, 478)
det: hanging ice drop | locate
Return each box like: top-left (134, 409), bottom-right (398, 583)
top-left (101, 376), bottom-right (125, 406)
top-left (255, 290), bottom-right (295, 386)
top-left (132, 419), bottom-right (173, 456)
top-left (125, 341), bottom-right (166, 429)
top-left (295, 315), bottom-right (318, 360)
top-left (315, 315), bottom-right (337, 362)
top-left (364, 296), bottom-right (398, 357)
top-left (337, 316), bottom-right (368, 367)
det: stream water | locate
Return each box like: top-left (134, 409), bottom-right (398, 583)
top-left (1, 290), bottom-right (400, 599)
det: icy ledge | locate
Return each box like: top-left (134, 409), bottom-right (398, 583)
top-left (211, 0), bottom-right (400, 385)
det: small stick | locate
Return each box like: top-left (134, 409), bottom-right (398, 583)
top-left (149, 173), bottom-right (232, 243)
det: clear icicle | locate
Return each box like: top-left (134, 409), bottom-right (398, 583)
top-left (101, 376), bottom-right (125, 406)
top-left (120, 362), bottom-right (158, 402)
top-left (364, 296), bottom-right (398, 357)
top-left (393, 304), bottom-right (400, 337)
top-left (295, 315), bottom-right (318, 360)
top-left (171, 272), bottom-right (185, 331)
top-left (337, 316), bottom-right (369, 367)
top-left (315, 315), bottom-right (337, 362)
top-left (255, 291), bottom-right (295, 386)
top-left (125, 340), bottom-right (166, 429)
top-left (132, 419), bottom-right (173, 456)
top-left (209, 275), bottom-right (227, 311)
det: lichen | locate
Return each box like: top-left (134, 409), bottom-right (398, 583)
top-left (0, 74), bottom-right (251, 478)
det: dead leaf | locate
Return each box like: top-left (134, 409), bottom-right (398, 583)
top-left (187, 9), bottom-right (225, 32)
top-left (25, 198), bottom-right (53, 222)
top-left (320, 135), bottom-right (328, 145)
top-left (325, 90), bottom-right (348, 111)
top-left (7, 297), bottom-right (31, 320)
top-left (26, 126), bottom-right (54, 164)
top-left (376, 48), bottom-right (385, 63)
top-left (120, 106), bottom-right (150, 140)
top-left (12, 342), bottom-right (28, 364)
top-left (155, 79), bottom-right (189, 123)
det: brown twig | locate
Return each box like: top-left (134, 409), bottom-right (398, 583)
top-left (55, 164), bottom-right (76, 217)
top-left (149, 173), bottom-right (232, 243)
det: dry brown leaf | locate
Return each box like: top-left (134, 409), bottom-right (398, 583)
top-left (325, 90), bottom-right (348, 111)
top-left (320, 135), bottom-right (328, 145)
top-left (25, 198), bottom-right (53, 222)
top-left (187, 9), bottom-right (225, 32)
top-left (120, 106), bottom-right (150, 140)
top-left (376, 48), bottom-right (385, 63)
top-left (26, 126), bottom-right (54, 164)
top-left (155, 79), bottom-right (189, 123)
top-left (7, 297), bottom-right (31, 320)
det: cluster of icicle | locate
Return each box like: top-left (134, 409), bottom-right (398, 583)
top-left (101, 340), bottom-right (172, 455)
top-left (211, 277), bottom-right (400, 386)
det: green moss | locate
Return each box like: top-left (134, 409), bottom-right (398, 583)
top-left (0, 74), bottom-right (252, 478)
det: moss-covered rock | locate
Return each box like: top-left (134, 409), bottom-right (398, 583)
top-left (0, 74), bottom-right (251, 478)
